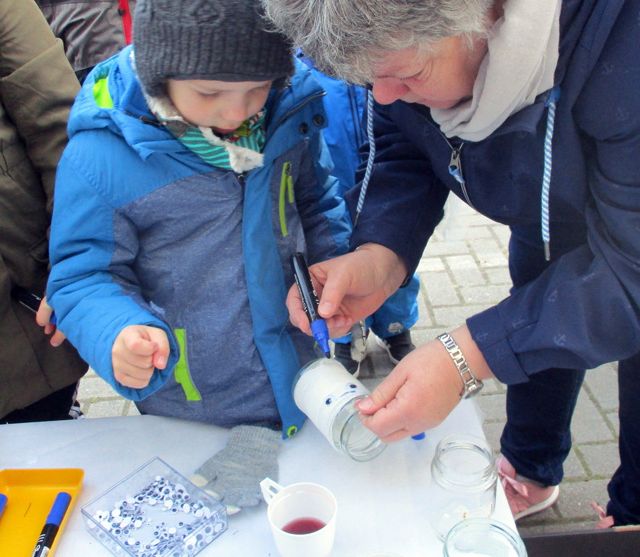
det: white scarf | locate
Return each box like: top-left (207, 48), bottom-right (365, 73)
top-left (431, 0), bottom-right (562, 142)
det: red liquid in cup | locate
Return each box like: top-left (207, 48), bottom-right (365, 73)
top-left (281, 517), bottom-right (326, 535)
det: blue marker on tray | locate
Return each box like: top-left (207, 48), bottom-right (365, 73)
top-left (31, 491), bottom-right (71, 557)
top-left (0, 493), bottom-right (7, 521)
top-left (291, 253), bottom-right (331, 358)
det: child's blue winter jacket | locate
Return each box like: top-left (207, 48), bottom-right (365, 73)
top-left (47, 47), bottom-right (351, 437)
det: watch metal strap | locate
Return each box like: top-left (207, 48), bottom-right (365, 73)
top-left (437, 332), bottom-right (483, 398)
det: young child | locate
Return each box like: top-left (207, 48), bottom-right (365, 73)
top-left (47, 0), bottom-right (350, 511)
top-left (296, 51), bottom-right (420, 376)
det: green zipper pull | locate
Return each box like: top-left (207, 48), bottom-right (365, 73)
top-left (173, 328), bottom-right (202, 401)
top-left (279, 161), bottom-right (293, 236)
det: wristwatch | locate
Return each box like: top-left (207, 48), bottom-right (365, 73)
top-left (437, 332), bottom-right (484, 399)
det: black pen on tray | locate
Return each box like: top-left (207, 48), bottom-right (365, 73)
top-left (11, 286), bottom-right (57, 325)
top-left (31, 491), bottom-right (71, 557)
top-left (291, 253), bottom-right (331, 358)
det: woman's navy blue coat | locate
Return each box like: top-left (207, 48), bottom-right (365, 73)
top-left (347, 0), bottom-right (640, 385)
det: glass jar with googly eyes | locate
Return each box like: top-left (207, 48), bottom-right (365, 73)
top-left (293, 358), bottom-right (386, 461)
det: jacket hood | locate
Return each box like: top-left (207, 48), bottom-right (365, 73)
top-left (67, 46), bottom-right (325, 163)
top-left (67, 46), bottom-right (181, 161)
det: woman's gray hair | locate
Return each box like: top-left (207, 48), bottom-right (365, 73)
top-left (262, 0), bottom-right (495, 83)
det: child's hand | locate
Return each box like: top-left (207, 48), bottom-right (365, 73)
top-left (35, 296), bottom-right (66, 347)
top-left (112, 325), bottom-right (169, 388)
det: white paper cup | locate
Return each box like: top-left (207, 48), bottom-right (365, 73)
top-left (260, 478), bottom-right (337, 557)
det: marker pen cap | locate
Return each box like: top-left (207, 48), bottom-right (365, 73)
top-left (310, 319), bottom-right (331, 355)
top-left (47, 492), bottom-right (72, 525)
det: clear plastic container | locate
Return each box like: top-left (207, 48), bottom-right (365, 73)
top-left (427, 435), bottom-right (497, 540)
top-left (443, 518), bottom-right (528, 556)
top-left (81, 457), bottom-right (227, 557)
top-left (293, 358), bottom-right (385, 461)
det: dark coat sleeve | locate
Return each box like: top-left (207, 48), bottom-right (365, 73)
top-left (345, 101), bottom-right (448, 275)
top-left (468, 0), bottom-right (640, 384)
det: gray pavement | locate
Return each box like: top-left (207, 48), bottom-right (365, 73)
top-left (76, 198), bottom-right (619, 538)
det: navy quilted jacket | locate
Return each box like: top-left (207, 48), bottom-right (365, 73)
top-left (347, 0), bottom-right (640, 384)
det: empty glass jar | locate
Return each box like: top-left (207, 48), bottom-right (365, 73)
top-left (293, 358), bottom-right (386, 462)
top-left (443, 518), bottom-right (528, 557)
top-left (427, 434), bottom-right (498, 540)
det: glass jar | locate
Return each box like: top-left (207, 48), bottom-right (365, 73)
top-left (427, 434), bottom-right (497, 540)
top-left (443, 518), bottom-right (528, 557)
top-left (293, 358), bottom-right (386, 462)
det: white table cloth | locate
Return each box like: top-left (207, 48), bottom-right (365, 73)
top-left (0, 399), bottom-right (514, 556)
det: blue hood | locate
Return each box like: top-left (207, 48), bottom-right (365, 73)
top-left (67, 46), bottom-right (182, 160)
top-left (68, 46), bottom-right (326, 164)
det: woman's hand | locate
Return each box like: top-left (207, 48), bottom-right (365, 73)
top-left (357, 326), bottom-right (494, 441)
top-left (286, 243), bottom-right (407, 337)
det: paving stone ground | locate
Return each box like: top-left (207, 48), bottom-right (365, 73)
top-left (77, 198), bottom-right (619, 537)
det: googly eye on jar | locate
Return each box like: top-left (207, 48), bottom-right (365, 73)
top-left (292, 358), bottom-right (386, 462)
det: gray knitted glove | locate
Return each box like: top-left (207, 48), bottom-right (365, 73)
top-left (190, 425), bottom-right (281, 514)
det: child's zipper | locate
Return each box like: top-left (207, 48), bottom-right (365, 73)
top-left (279, 161), bottom-right (294, 237)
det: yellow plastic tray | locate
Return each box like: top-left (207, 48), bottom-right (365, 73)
top-left (0, 468), bottom-right (83, 556)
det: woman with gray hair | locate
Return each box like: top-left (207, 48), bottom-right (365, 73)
top-left (265, 0), bottom-right (640, 528)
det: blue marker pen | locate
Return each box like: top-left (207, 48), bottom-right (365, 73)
top-left (291, 253), bottom-right (331, 358)
top-left (31, 491), bottom-right (71, 557)
top-left (11, 286), bottom-right (57, 325)
top-left (0, 493), bottom-right (7, 521)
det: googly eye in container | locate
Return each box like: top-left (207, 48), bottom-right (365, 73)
top-left (81, 457), bottom-right (227, 557)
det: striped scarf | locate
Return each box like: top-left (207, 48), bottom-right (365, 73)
top-left (146, 94), bottom-right (266, 173)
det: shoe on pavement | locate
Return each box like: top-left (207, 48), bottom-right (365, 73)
top-left (333, 342), bottom-right (361, 377)
top-left (376, 330), bottom-right (416, 364)
top-left (496, 455), bottom-right (560, 520)
top-left (333, 322), bottom-right (368, 377)
top-left (591, 501), bottom-right (615, 529)
top-left (68, 400), bottom-right (84, 419)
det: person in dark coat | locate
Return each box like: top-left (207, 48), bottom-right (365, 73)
top-left (0, 0), bottom-right (87, 423)
top-left (36, 0), bottom-right (135, 83)
top-left (264, 0), bottom-right (640, 527)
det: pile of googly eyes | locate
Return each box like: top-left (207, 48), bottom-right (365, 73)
top-left (85, 475), bottom-right (227, 557)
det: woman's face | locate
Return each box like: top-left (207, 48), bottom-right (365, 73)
top-left (371, 36), bottom-right (488, 109)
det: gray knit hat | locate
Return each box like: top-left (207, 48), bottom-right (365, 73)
top-left (133, 0), bottom-right (294, 97)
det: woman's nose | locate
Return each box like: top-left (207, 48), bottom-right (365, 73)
top-left (372, 78), bottom-right (409, 105)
